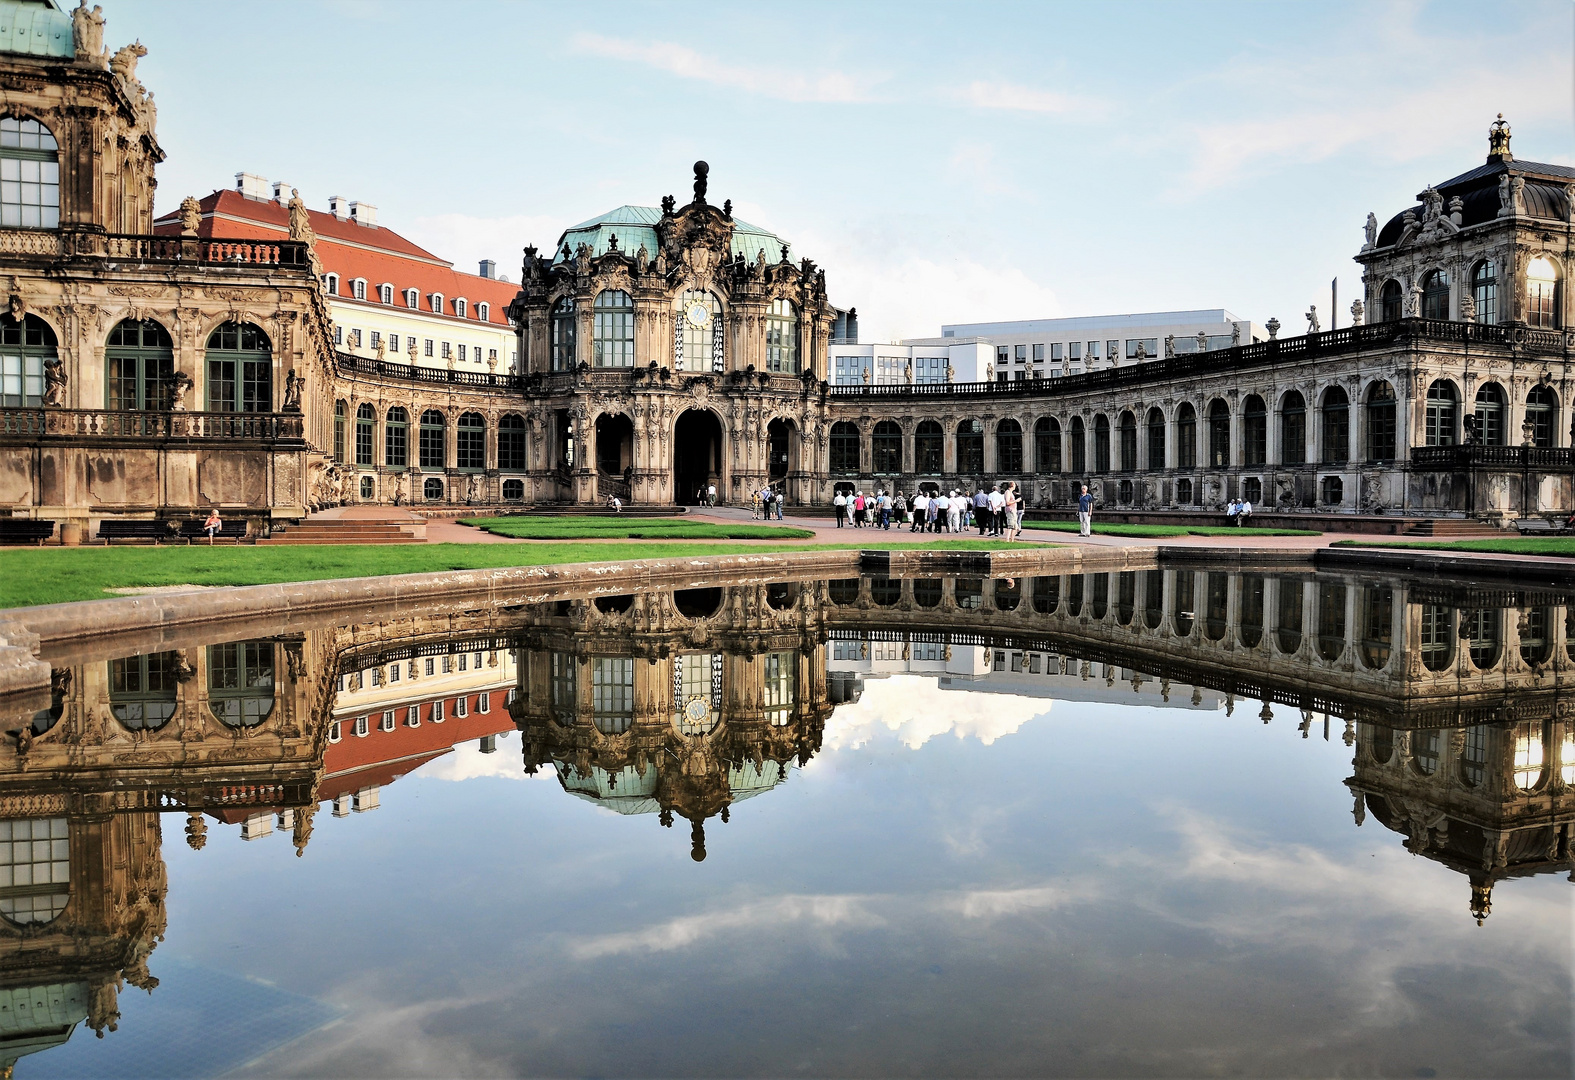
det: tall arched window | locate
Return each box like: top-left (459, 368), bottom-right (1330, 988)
top-left (1424, 380), bottom-right (1458, 446)
top-left (0, 117), bottom-right (59, 229)
top-left (551, 297), bottom-right (575, 370)
top-left (1359, 586), bottom-right (1393, 669)
top-left (498, 413), bottom-right (526, 471)
top-left (333, 400), bottom-right (346, 461)
top-left (830, 421), bottom-right (859, 474)
top-left (1421, 269), bottom-right (1450, 320)
top-left (957, 419), bottom-right (984, 474)
top-left (997, 418), bottom-right (1024, 474)
top-left (1316, 583), bottom-right (1346, 663)
top-left (1207, 399), bottom-right (1230, 466)
top-left (0, 313), bottom-right (56, 407)
top-left (1242, 395), bottom-right (1266, 465)
top-left (1526, 385), bottom-right (1557, 448)
top-left (1380, 280), bottom-right (1403, 322)
top-left (457, 412), bottom-right (485, 470)
top-left (766, 298), bottom-right (799, 373)
top-left (1092, 414), bottom-right (1110, 472)
top-left (207, 641), bottom-right (275, 728)
top-left (1321, 386), bottom-right (1349, 463)
top-left (205, 322), bottom-right (272, 412)
top-left (354, 403), bottom-right (374, 466)
top-left (1471, 260), bottom-right (1497, 325)
top-left (1035, 417), bottom-right (1061, 473)
top-left (1527, 256), bottom-right (1559, 329)
top-left (1513, 722), bottom-right (1547, 792)
top-left (1145, 408), bottom-right (1165, 469)
top-left (106, 319), bottom-right (174, 411)
top-left (592, 289), bottom-right (634, 367)
top-left (1365, 381), bottom-right (1396, 461)
top-left (1280, 391), bottom-right (1306, 465)
top-left (915, 420), bottom-right (943, 473)
top-left (1473, 383), bottom-right (1506, 445)
top-left (1176, 404), bottom-right (1197, 469)
top-left (1069, 416), bottom-right (1086, 474)
top-left (384, 406), bottom-right (408, 468)
top-left (1117, 412), bottom-right (1136, 472)
top-left (872, 420), bottom-right (902, 474)
top-left (1465, 608), bottom-right (1501, 669)
top-left (1419, 604), bottom-right (1453, 671)
top-left (109, 652), bottom-right (179, 730)
top-left (419, 409), bottom-right (446, 469)
top-left (677, 290), bottom-right (722, 372)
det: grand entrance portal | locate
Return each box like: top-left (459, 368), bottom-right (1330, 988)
top-left (674, 409), bottom-right (723, 504)
top-left (767, 418), bottom-right (793, 483)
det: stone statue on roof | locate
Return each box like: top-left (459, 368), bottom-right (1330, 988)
top-left (1306, 305), bottom-right (1320, 333)
top-left (1350, 299), bottom-right (1364, 326)
top-left (1164, 334), bottom-right (1175, 358)
top-left (692, 161), bottom-right (709, 203)
top-left (635, 243), bottom-right (649, 274)
top-left (661, 195), bottom-right (675, 215)
top-left (110, 40), bottom-right (147, 94)
top-left (178, 195), bottom-right (200, 236)
top-left (72, 2), bottom-right (107, 68)
top-left (1363, 212), bottom-right (1377, 249)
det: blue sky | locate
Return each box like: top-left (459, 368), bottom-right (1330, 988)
top-left (124, 0), bottom-right (1572, 342)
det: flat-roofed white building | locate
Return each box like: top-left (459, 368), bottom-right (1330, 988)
top-left (827, 338), bottom-right (992, 386)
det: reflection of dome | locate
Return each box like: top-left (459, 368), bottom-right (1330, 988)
top-left (0, 981), bottom-right (90, 1073)
top-left (552, 205), bottom-right (789, 266)
top-left (561, 764), bottom-right (659, 816)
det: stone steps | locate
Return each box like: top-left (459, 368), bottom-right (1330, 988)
top-left (259, 520), bottom-right (422, 545)
top-left (1402, 519), bottom-right (1503, 538)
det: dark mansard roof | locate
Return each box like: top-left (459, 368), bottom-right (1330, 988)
top-left (1375, 157), bottom-right (1574, 248)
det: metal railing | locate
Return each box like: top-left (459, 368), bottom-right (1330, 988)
top-left (0, 407), bottom-right (304, 441)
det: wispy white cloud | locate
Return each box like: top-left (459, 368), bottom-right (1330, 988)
top-left (822, 673), bottom-right (1051, 750)
top-left (959, 80), bottom-right (1101, 117)
top-left (567, 893), bottom-right (884, 960)
top-left (571, 33), bottom-right (885, 104)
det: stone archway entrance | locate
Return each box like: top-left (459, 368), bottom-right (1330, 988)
top-left (595, 412), bottom-right (634, 500)
top-left (674, 409), bottom-right (723, 505)
top-left (767, 418), bottom-right (793, 483)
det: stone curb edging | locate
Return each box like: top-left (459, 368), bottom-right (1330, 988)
top-left (1314, 546), bottom-right (1575, 586)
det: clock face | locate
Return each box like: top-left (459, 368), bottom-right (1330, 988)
top-left (684, 697), bottom-right (711, 724)
top-left (685, 301), bottom-right (711, 328)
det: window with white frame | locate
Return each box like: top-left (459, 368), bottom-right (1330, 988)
top-left (389, 663), bottom-right (400, 683)
top-left (388, 334), bottom-right (399, 355)
top-left (369, 331), bottom-right (381, 353)
top-left (458, 345), bottom-right (467, 362)
top-left (328, 720), bottom-right (341, 742)
top-left (477, 302), bottom-right (489, 322)
top-left (430, 293), bottom-right (443, 314)
top-left (379, 284), bottom-right (393, 304)
top-left (405, 288), bottom-right (419, 309)
top-left (442, 342), bottom-right (452, 359)
top-left (381, 711), bottom-right (395, 732)
top-left (324, 273), bottom-right (339, 295)
top-left (478, 693), bottom-right (490, 714)
top-left (456, 696), bottom-right (468, 717)
top-left (454, 298), bottom-right (467, 319)
top-left (406, 704), bottom-right (420, 727)
top-left (432, 700), bottom-right (445, 722)
top-left (354, 715), bottom-right (368, 737)
top-left (459, 653), bottom-right (468, 672)
top-left (423, 657), bottom-right (434, 676)
top-left (352, 279), bottom-right (367, 301)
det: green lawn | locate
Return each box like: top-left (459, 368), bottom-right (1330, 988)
top-left (1021, 520), bottom-right (1320, 538)
top-left (1332, 537), bottom-right (1575, 557)
top-left (0, 538), bottom-right (1045, 610)
top-left (458, 515), bottom-right (814, 540)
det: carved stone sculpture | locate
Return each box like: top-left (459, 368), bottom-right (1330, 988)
top-left (72, 2), bottom-right (107, 68)
top-left (282, 369), bottom-right (302, 411)
top-left (466, 473), bottom-right (479, 503)
top-left (1459, 294), bottom-right (1476, 323)
top-left (1498, 174), bottom-right (1514, 217)
top-left (1363, 211), bottom-right (1377, 249)
top-left (1404, 284), bottom-right (1421, 318)
top-left (178, 195), bottom-right (200, 236)
top-left (1231, 322), bottom-right (1241, 345)
top-left (408, 339), bottom-right (418, 362)
top-left (1134, 341), bottom-right (1147, 361)
top-left (1350, 298), bottom-right (1365, 326)
top-left (42, 358), bottom-right (66, 406)
top-left (1164, 334), bottom-right (1175, 358)
top-left (1196, 330), bottom-right (1208, 353)
top-left (1306, 305), bottom-right (1320, 334)
top-left (1266, 317), bottom-right (1280, 340)
top-left (110, 40), bottom-right (147, 92)
top-left (635, 243), bottom-right (649, 274)
top-left (168, 369), bottom-right (191, 411)
top-left (692, 160), bottom-right (708, 203)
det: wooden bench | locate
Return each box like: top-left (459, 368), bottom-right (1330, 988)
top-left (175, 518), bottom-right (248, 543)
top-left (98, 519), bottom-right (176, 543)
top-left (0, 519), bottom-right (54, 545)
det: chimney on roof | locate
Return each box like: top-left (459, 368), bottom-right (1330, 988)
top-left (235, 172), bottom-right (270, 201)
top-left (328, 195), bottom-right (349, 221)
top-left (349, 201), bottom-right (377, 228)
top-left (272, 181), bottom-right (291, 207)
top-left (478, 259), bottom-right (496, 279)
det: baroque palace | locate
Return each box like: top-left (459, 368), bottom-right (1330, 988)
top-left (0, 1), bottom-right (1573, 537)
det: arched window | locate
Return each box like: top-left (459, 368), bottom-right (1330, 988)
top-left (1359, 586), bottom-right (1393, 669)
top-left (478, 302), bottom-right (489, 322)
top-left (1172, 571), bottom-right (1194, 636)
top-left (1320, 475), bottom-right (1343, 505)
top-left (352, 278), bottom-right (367, 301)
top-left (503, 477), bottom-right (524, 501)
top-left (1276, 577), bottom-right (1303, 653)
top-left (830, 421), bottom-right (860, 474)
top-left (1203, 572), bottom-right (1228, 641)
top-left (324, 273), bottom-right (340, 296)
top-left (404, 288), bottom-right (419, 309)
top-left (1380, 280), bottom-right (1403, 322)
top-left (205, 321), bottom-right (272, 412)
top-left (1238, 574), bottom-right (1264, 647)
top-left (1176, 404), bottom-right (1197, 468)
top-left (1069, 416), bottom-right (1086, 474)
top-left (1465, 608), bottom-right (1501, 669)
top-left (106, 318), bottom-right (174, 411)
top-left (1471, 260), bottom-right (1497, 325)
top-left (1321, 386), bottom-right (1349, 463)
top-left (1365, 381), bottom-right (1396, 461)
top-left (498, 413), bottom-right (526, 471)
top-left (419, 409), bottom-right (446, 469)
top-left (109, 652), bottom-right (178, 730)
top-left (677, 289), bottom-right (721, 372)
top-left (1035, 417), bottom-right (1061, 473)
top-left (1460, 725), bottom-right (1488, 788)
top-left (384, 406), bottom-right (408, 468)
top-left (766, 298), bottom-right (798, 373)
top-left (1421, 269), bottom-right (1450, 320)
top-left (997, 418), bottom-right (1023, 474)
top-left (1424, 380), bottom-right (1458, 446)
top-left (915, 420), bottom-right (943, 473)
top-left (1145, 408), bottom-right (1165, 469)
top-left (1316, 583), bottom-right (1346, 663)
top-left (333, 400), bottom-right (346, 461)
top-left (0, 117), bottom-right (59, 229)
top-left (1473, 383), bottom-right (1506, 445)
top-left (359, 475), bottom-right (374, 499)
top-left (957, 419), bottom-right (984, 474)
top-left (1412, 730), bottom-right (1441, 776)
top-left (1242, 395), bottom-right (1266, 465)
top-left (1520, 607), bottom-right (1552, 667)
top-left (378, 284), bottom-right (393, 305)
top-left (429, 293), bottom-right (444, 314)
top-left (1513, 722), bottom-right (1547, 791)
top-left (208, 641), bottom-right (275, 727)
top-left (1093, 414), bottom-right (1110, 472)
top-left (1419, 603), bottom-right (1453, 671)
top-left (0, 313), bottom-right (56, 407)
top-left (1527, 256), bottom-right (1559, 329)
top-left (354, 403), bottom-right (374, 466)
top-left (1280, 391), bottom-right (1306, 465)
top-left (1207, 399), bottom-right (1230, 466)
top-left (1116, 412), bottom-right (1136, 472)
top-left (454, 298), bottom-right (466, 319)
top-left (872, 420), bottom-right (902, 474)
top-left (1526, 385), bottom-right (1557, 448)
top-left (456, 412), bottom-right (485, 470)
top-left (551, 297), bottom-right (576, 370)
top-left (592, 289), bottom-right (634, 367)
top-left (0, 816), bottom-right (69, 926)
top-left (424, 476), bottom-right (444, 501)
top-left (1176, 477), bottom-right (1193, 505)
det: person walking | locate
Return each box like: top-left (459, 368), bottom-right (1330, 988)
top-left (1078, 483), bottom-right (1094, 537)
top-left (973, 488), bottom-right (989, 535)
top-left (987, 484), bottom-right (1005, 536)
top-left (927, 492), bottom-right (940, 532)
top-left (852, 492), bottom-right (865, 528)
top-left (203, 508), bottom-right (222, 544)
top-left (877, 490), bottom-right (892, 530)
top-left (706, 483), bottom-right (717, 507)
top-left (1003, 482), bottom-right (1020, 541)
top-left (833, 490), bottom-right (847, 527)
top-left (946, 490), bottom-right (962, 533)
top-left (894, 491), bottom-right (907, 529)
top-left (911, 490), bottom-right (927, 532)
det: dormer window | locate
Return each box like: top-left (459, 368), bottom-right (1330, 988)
top-left (324, 273), bottom-right (340, 295)
top-left (430, 293), bottom-right (443, 314)
top-left (454, 298), bottom-right (467, 319)
top-left (352, 278), bottom-right (367, 301)
top-left (378, 284), bottom-right (393, 305)
top-left (477, 302), bottom-right (489, 322)
top-left (405, 288), bottom-right (419, 309)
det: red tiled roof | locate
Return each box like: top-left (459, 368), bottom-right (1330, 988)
top-left (154, 189), bottom-right (518, 326)
top-left (325, 689), bottom-right (515, 777)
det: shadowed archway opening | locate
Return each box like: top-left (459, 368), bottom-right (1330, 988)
top-left (595, 413), bottom-right (633, 478)
top-left (674, 409), bottom-right (723, 504)
top-left (767, 417), bottom-right (794, 482)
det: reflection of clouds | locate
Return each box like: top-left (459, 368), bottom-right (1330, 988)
top-left (418, 732), bottom-right (527, 783)
top-left (568, 894), bottom-right (885, 960)
top-left (952, 883), bottom-right (1091, 919)
top-left (824, 674), bottom-right (1050, 750)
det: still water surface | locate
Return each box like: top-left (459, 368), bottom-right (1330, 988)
top-left (5, 568), bottom-right (1571, 1077)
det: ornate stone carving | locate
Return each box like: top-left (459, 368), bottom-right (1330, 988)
top-left (72, 1), bottom-right (108, 68)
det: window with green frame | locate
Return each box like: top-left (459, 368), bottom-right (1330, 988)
top-left (551, 297), bottom-right (575, 370)
top-left (419, 409), bottom-right (446, 469)
top-left (207, 641), bottom-right (275, 728)
top-left (765, 298), bottom-right (798, 373)
top-left (333, 400), bottom-right (346, 462)
top-left (106, 319), bottom-right (174, 411)
top-left (385, 407), bottom-right (408, 468)
top-left (0, 117), bottom-right (59, 229)
top-left (762, 651), bottom-right (796, 725)
top-left (355, 403), bottom-right (374, 466)
top-left (205, 321), bottom-right (272, 412)
top-left (0, 313), bottom-right (55, 407)
top-left (108, 651), bottom-right (179, 730)
top-left (592, 290), bottom-right (634, 367)
top-left (456, 411), bottom-right (485, 470)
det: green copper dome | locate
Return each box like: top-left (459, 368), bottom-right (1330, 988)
top-left (553, 204), bottom-right (790, 267)
top-left (0, 1), bottom-right (73, 59)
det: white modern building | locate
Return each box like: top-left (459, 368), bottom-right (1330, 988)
top-left (827, 337), bottom-right (992, 386)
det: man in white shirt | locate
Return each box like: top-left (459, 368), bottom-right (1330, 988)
top-left (911, 491), bottom-right (927, 533)
top-left (1239, 498), bottom-right (1252, 525)
top-left (986, 486), bottom-right (1006, 537)
top-left (946, 491), bottom-right (962, 532)
top-left (833, 491), bottom-right (847, 528)
top-left (706, 483), bottom-right (717, 507)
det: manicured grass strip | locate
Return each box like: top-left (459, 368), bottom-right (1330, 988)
top-left (459, 515), bottom-right (813, 540)
top-left (0, 538), bottom-right (1048, 610)
top-left (1332, 538), bottom-right (1575, 557)
top-left (1020, 520), bottom-right (1320, 538)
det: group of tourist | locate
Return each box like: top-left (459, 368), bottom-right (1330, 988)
top-left (1225, 497), bottom-right (1254, 525)
top-left (752, 486), bottom-right (786, 519)
top-left (832, 483), bottom-right (1025, 540)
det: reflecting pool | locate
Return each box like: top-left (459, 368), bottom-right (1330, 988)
top-left (2, 567), bottom-right (1570, 1077)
